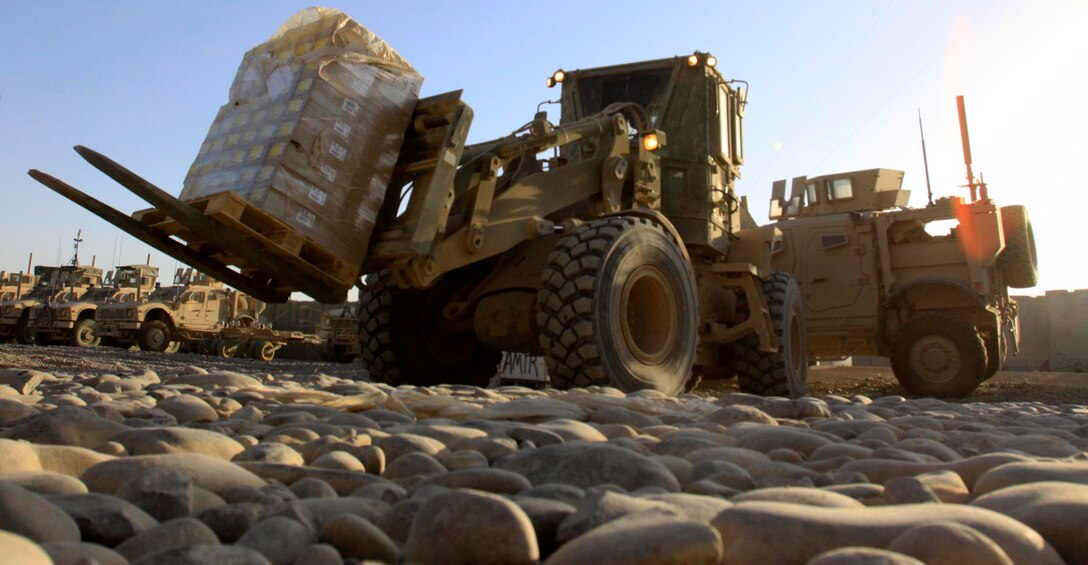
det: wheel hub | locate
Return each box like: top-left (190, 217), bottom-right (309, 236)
top-left (911, 335), bottom-right (961, 383)
top-left (619, 266), bottom-right (677, 365)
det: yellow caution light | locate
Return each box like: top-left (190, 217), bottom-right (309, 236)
top-left (706, 55), bottom-right (718, 68)
top-left (687, 54), bottom-right (699, 67)
top-left (642, 133), bottom-right (660, 151)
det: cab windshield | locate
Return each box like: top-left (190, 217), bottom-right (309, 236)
top-left (577, 68), bottom-right (673, 125)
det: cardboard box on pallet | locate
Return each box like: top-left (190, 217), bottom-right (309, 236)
top-left (181, 7), bottom-right (422, 276)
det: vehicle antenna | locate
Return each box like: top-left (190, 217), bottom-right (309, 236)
top-left (956, 95), bottom-right (988, 201)
top-left (918, 109), bottom-right (934, 207)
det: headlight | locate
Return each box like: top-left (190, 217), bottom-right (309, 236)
top-left (126, 309), bottom-right (136, 319)
top-left (687, 54), bottom-right (699, 67)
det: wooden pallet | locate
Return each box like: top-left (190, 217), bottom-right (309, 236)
top-left (132, 191), bottom-right (359, 290)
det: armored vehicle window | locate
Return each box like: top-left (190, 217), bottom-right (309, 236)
top-left (578, 68), bottom-right (672, 125)
top-left (806, 182), bottom-right (818, 204)
top-left (828, 179), bottom-right (853, 200)
top-left (119, 293), bottom-right (135, 303)
top-left (718, 87), bottom-right (732, 161)
top-left (786, 196), bottom-right (802, 217)
top-left (84, 288), bottom-right (113, 301)
top-left (149, 287), bottom-right (176, 300)
top-left (186, 291), bottom-right (206, 303)
top-left (821, 234), bottom-right (849, 249)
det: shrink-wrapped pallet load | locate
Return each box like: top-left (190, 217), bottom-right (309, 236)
top-left (181, 7), bottom-right (422, 272)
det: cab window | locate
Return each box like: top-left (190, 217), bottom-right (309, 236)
top-left (827, 178), bottom-right (853, 200)
top-left (806, 182), bottom-right (818, 204)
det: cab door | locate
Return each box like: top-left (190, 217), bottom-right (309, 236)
top-left (801, 222), bottom-right (878, 315)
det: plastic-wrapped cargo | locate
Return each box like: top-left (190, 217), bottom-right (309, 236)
top-left (181, 7), bottom-right (422, 272)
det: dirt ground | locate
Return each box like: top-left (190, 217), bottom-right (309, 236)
top-left (1, 343), bottom-right (1085, 404)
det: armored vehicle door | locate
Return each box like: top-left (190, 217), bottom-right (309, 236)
top-left (799, 220), bottom-right (879, 316)
top-left (204, 289), bottom-right (231, 327)
top-left (177, 290), bottom-right (207, 328)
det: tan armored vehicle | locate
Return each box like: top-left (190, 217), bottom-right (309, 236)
top-left (0, 265), bottom-right (104, 344)
top-left (34, 45), bottom-right (809, 396)
top-left (0, 271), bottom-right (39, 302)
top-left (317, 306), bottom-right (360, 363)
top-left (95, 268), bottom-right (265, 352)
top-left (767, 145), bottom-right (1033, 396)
top-left (28, 265), bottom-right (159, 347)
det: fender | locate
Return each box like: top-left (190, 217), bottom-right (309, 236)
top-left (883, 278), bottom-right (987, 311)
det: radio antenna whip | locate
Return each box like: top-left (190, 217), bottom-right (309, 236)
top-left (918, 109), bottom-right (934, 206)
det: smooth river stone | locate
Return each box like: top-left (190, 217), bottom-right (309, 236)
top-left (167, 370), bottom-right (264, 389)
top-left (0, 531), bottom-right (53, 565)
top-left (412, 467), bottom-right (532, 495)
top-left (233, 442), bottom-right (305, 466)
top-left (235, 462), bottom-right (385, 496)
top-left (710, 501), bottom-right (1062, 565)
top-left (806, 546), bottom-right (924, 564)
top-left (406, 489), bottom-right (538, 565)
top-left (0, 470), bottom-right (88, 495)
top-left (498, 443), bottom-right (680, 492)
top-left (886, 522), bottom-right (1014, 565)
top-left (113, 427), bottom-right (244, 460)
top-left (0, 439), bottom-right (42, 473)
top-left (556, 490), bottom-right (679, 544)
top-left (479, 398), bottom-right (590, 421)
top-left (41, 541), bottom-right (128, 565)
top-left (114, 517), bottom-right (219, 560)
top-left (31, 443), bottom-right (115, 477)
top-left (730, 487), bottom-right (865, 508)
top-left (547, 513), bottom-right (723, 565)
top-left (48, 493), bottom-right (159, 547)
top-left (971, 481), bottom-right (1088, 564)
top-left (0, 481), bottom-right (81, 543)
top-left (83, 453), bottom-right (266, 495)
top-left (318, 513), bottom-right (401, 563)
top-left (156, 394), bottom-right (219, 423)
top-left (732, 426), bottom-right (836, 456)
top-left (9, 406), bottom-right (129, 448)
top-left (974, 461), bottom-right (1088, 495)
top-left (236, 516), bottom-right (316, 565)
top-left (707, 405), bottom-right (778, 427)
top-left (840, 453), bottom-right (1032, 488)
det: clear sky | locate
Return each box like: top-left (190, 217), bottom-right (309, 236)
top-left (1, 0), bottom-right (1084, 297)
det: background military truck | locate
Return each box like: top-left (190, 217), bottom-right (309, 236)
top-left (765, 98), bottom-right (1034, 397)
top-left (1, 265), bottom-right (104, 344)
top-left (0, 271), bottom-right (39, 302)
top-left (33, 50), bottom-right (807, 397)
top-left (95, 268), bottom-right (265, 352)
top-left (28, 264), bottom-right (158, 347)
top-left (318, 306), bottom-right (360, 363)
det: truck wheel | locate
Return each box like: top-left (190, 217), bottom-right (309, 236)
top-left (538, 216), bottom-right (698, 395)
top-left (137, 320), bottom-right (172, 352)
top-left (733, 273), bottom-right (808, 398)
top-left (358, 271), bottom-right (502, 386)
top-left (14, 316), bottom-right (36, 345)
top-left (213, 339), bottom-right (239, 358)
top-left (71, 318), bottom-right (101, 347)
top-left (891, 314), bottom-right (987, 398)
top-left (250, 340), bottom-right (277, 361)
top-left (998, 205), bottom-right (1038, 288)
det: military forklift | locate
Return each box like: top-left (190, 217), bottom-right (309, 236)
top-left (31, 52), bottom-right (807, 397)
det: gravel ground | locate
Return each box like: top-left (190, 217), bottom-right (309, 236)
top-left (0, 342), bottom-right (1086, 564)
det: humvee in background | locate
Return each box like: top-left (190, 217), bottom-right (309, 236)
top-left (0, 265), bottom-right (104, 344)
top-left (0, 271), bottom-right (39, 302)
top-left (28, 264), bottom-right (159, 347)
top-left (95, 268), bottom-right (265, 352)
top-left (767, 167), bottom-right (1034, 397)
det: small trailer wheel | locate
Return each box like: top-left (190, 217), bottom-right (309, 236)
top-left (249, 340), bottom-right (278, 361)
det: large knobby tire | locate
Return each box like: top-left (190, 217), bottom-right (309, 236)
top-left (358, 272), bottom-right (502, 387)
top-left (14, 315), bottom-right (35, 345)
top-left (733, 273), bottom-right (808, 398)
top-left (70, 318), bottom-right (101, 347)
top-left (891, 314), bottom-right (987, 398)
top-left (998, 205), bottom-right (1038, 288)
top-left (137, 319), bottom-right (172, 352)
top-left (537, 216), bottom-right (698, 395)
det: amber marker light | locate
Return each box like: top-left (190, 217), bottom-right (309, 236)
top-left (687, 54), bottom-right (699, 67)
top-left (642, 133), bottom-right (660, 151)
